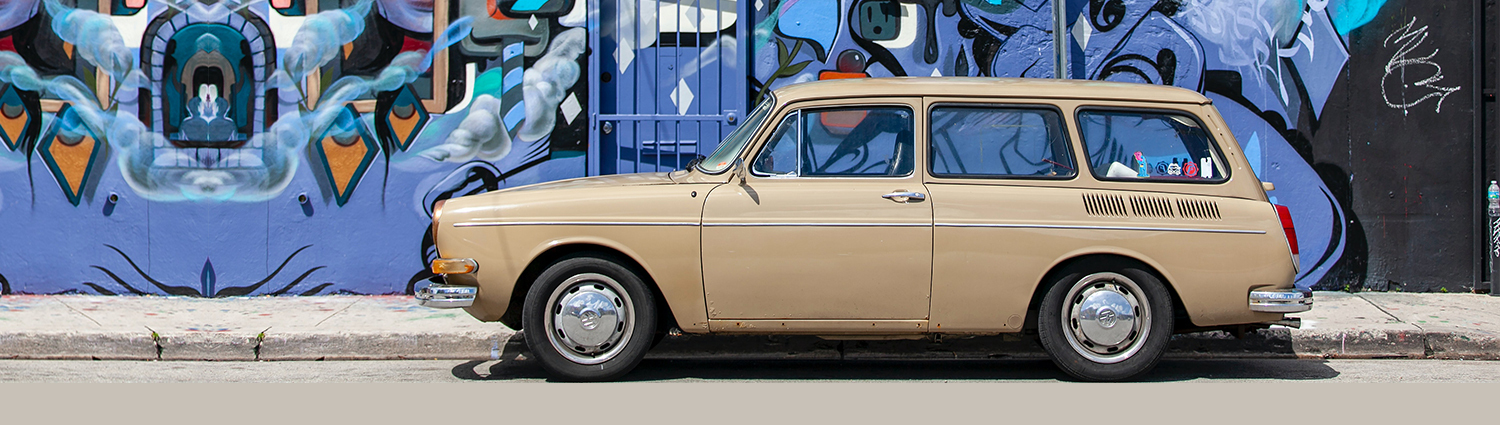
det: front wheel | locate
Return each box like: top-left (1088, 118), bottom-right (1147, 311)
top-left (1037, 264), bottom-right (1174, 381)
top-left (522, 255), bottom-right (657, 381)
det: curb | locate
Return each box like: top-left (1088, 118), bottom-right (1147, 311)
top-left (0, 331), bottom-right (158, 360)
top-left (1416, 328), bottom-right (1500, 360)
top-left (4, 327), bottom-right (1499, 362)
top-left (258, 331), bottom-right (515, 361)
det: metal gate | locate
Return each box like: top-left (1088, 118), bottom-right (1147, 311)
top-left (589, 0), bottom-right (749, 175)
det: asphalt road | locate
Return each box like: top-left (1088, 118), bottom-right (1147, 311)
top-left (3, 358), bottom-right (1499, 383)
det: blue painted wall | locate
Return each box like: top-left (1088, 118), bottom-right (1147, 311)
top-left (0, 0), bottom-right (594, 295)
top-left (0, 0), bottom-right (1484, 296)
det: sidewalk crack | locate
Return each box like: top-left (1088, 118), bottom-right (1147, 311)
top-left (1355, 295), bottom-right (1405, 324)
top-left (1356, 294), bottom-right (1434, 358)
top-left (314, 299), bottom-right (359, 328)
top-left (55, 299), bottom-right (102, 327)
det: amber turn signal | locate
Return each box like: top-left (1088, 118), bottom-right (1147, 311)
top-left (431, 258), bottom-right (478, 275)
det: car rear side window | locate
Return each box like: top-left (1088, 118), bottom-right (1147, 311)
top-left (929, 106), bottom-right (1075, 179)
top-left (1077, 109), bottom-right (1229, 183)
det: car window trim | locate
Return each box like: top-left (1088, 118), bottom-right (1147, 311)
top-left (748, 102), bottom-right (919, 180)
top-left (1073, 105), bottom-right (1233, 185)
top-left (924, 102), bottom-right (1080, 181)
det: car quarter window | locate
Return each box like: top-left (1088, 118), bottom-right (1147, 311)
top-left (752, 106), bottom-right (915, 177)
top-left (929, 106), bottom-right (1076, 179)
top-left (1077, 109), bottom-right (1229, 183)
top-left (752, 113), bottom-right (799, 176)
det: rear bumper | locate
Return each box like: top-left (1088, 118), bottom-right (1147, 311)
top-left (416, 284), bottom-right (478, 308)
top-left (1249, 289), bottom-right (1312, 313)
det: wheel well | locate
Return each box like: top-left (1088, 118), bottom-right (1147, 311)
top-left (498, 244), bottom-right (678, 333)
top-left (1023, 254), bottom-right (1193, 333)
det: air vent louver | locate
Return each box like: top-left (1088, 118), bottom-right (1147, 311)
top-left (1130, 196), bottom-right (1176, 218)
top-left (1084, 193), bottom-right (1222, 220)
top-left (1176, 198), bottom-right (1222, 220)
top-left (1082, 193), bottom-right (1129, 217)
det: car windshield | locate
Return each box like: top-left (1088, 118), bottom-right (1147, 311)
top-left (696, 95), bottom-right (775, 174)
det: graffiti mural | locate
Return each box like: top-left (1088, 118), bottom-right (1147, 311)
top-left (751, 0), bottom-right (1482, 292)
top-left (1080, 0), bottom-right (1477, 292)
top-left (1067, 0), bottom-right (1365, 291)
top-left (1067, 0), bottom-right (1479, 292)
top-left (752, 0), bottom-right (1059, 104)
top-left (0, 0), bottom-right (1486, 295)
top-left (0, 0), bottom-right (594, 295)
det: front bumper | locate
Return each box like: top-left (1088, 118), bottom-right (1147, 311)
top-left (1249, 289), bottom-right (1313, 313)
top-left (416, 284), bottom-right (478, 308)
top-left (420, 257), bottom-right (480, 308)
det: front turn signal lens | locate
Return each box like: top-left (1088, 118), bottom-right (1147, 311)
top-left (431, 258), bottom-right (478, 275)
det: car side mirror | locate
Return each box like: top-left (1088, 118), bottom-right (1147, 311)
top-left (732, 158), bottom-right (747, 185)
top-left (684, 154), bottom-right (706, 171)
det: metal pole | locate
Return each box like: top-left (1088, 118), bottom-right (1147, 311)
top-left (1053, 0), bottom-right (1067, 78)
top-left (588, 0), bottom-right (601, 176)
top-left (1476, 0), bottom-right (1487, 294)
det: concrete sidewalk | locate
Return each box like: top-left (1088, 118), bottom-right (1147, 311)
top-left (1, 292), bottom-right (1498, 361)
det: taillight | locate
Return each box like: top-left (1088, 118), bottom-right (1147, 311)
top-left (1275, 204), bottom-right (1298, 255)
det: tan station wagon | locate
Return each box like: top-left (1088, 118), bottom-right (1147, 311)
top-left (421, 77), bottom-right (1311, 381)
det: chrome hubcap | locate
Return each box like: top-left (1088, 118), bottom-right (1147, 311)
top-left (1062, 272), bottom-right (1150, 364)
top-left (545, 273), bottom-right (634, 365)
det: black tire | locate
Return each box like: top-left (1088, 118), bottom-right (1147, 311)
top-left (521, 255), bottom-right (657, 381)
top-left (1037, 261), bottom-right (1174, 381)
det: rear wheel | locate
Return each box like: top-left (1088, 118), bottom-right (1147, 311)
top-left (1037, 263), bottom-right (1173, 381)
top-left (522, 255), bottom-right (657, 381)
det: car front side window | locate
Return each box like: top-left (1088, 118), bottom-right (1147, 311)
top-left (749, 106), bottom-right (915, 178)
top-left (801, 107), bottom-right (914, 177)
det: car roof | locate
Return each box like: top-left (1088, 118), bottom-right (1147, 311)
top-left (771, 77), bottom-right (1211, 105)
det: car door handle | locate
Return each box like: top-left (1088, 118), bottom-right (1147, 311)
top-left (882, 191), bottom-right (927, 203)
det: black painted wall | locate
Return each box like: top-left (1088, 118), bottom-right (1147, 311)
top-left (1322, 0), bottom-right (1481, 292)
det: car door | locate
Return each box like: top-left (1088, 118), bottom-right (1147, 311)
top-left (701, 98), bottom-right (932, 321)
top-left (923, 100), bottom-right (1083, 333)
